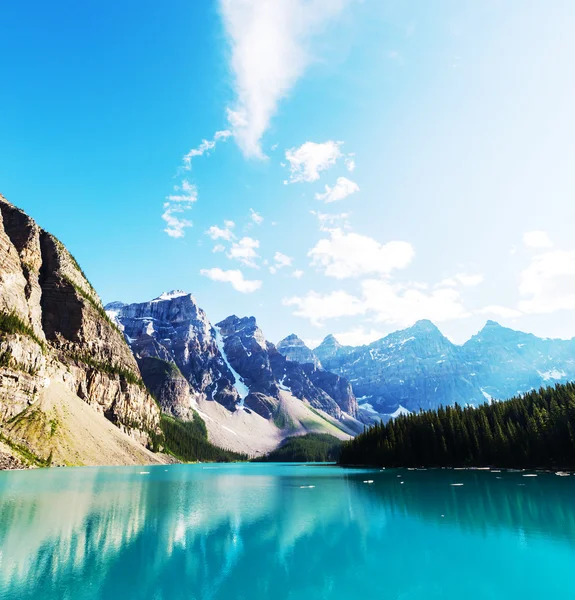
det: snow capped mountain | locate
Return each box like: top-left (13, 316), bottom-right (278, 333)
top-left (106, 294), bottom-right (362, 452)
top-left (106, 292), bottom-right (241, 417)
top-left (277, 334), bottom-right (322, 368)
top-left (309, 319), bottom-right (575, 423)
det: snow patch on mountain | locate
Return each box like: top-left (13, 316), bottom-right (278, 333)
top-left (152, 290), bottom-right (189, 302)
top-left (215, 326), bottom-right (250, 402)
top-left (538, 368), bottom-right (567, 381)
top-left (389, 405), bottom-right (411, 418)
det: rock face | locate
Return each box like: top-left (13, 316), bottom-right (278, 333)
top-left (277, 334), bottom-right (322, 368)
top-left (217, 316), bottom-right (358, 419)
top-left (107, 292), bottom-right (241, 418)
top-left (315, 319), bottom-right (575, 422)
top-left (0, 195), bottom-right (161, 450)
top-left (110, 298), bottom-right (359, 423)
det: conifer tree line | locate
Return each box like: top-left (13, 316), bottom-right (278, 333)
top-left (339, 382), bottom-right (575, 469)
top-left (256, 433), bottom-right (342, 462)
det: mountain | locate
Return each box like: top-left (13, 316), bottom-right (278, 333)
top-left (313, 319), bottom-right (575, 423)
top-left (0, 195), bottom-right (163, 467)
top-left (276, 334), bottom-right (322, 368)
top-left (108, 297), bottom-right (362, 455)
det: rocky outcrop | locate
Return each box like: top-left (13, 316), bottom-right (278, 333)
top-left (217, 315), bottom-right (358, 419)
top-left (0, 195), bottom-right (161, 450)
top-left (110, 298), bottom-right (359, 425)
top-left (316, 319), bottom-right (575, 422)
top-left (107, 292), bottom-right (241, 415)
top-left (277, 334), bottom-right (322, 368)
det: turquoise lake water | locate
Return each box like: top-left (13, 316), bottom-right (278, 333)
top-left (1, 464), bottom-right (575, 599)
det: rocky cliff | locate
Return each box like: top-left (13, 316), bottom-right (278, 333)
top-left (277, 334), bottom-right (322, 368)
top-left (0, 195), bottom-right (161, 464)
top-left (109, 297), bottom-right (362, 450)
top-left (106, 292), bottom-right (241, 418)
top-left (216, 315), bottom-right (358, 420)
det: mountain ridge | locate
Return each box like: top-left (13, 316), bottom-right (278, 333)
top-left (277, 319), bottom-right (575, 423)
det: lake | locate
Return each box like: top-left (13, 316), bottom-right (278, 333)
top-left (1, 463), bottom-right (575, 599)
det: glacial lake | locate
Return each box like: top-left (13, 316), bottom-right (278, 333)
top-left (1, 464), bottom-right (575, 599)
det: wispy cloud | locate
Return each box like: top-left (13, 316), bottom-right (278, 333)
top-left (162, 179), bottom-right (198, 237)
top-left (315, 176), bottom-right (359, 203)
top-left (250, 208), bottom-right (264, 224)
top-left (219, 0), bottom-right (350, 158)
top-left (206, 220), bottom-right (236, 241)
top-left (162, 205), bottom-right (193, 238)
top-left (309, 229), bottom-right (414, 279)
top-left (182, 130), bottom-right (231, 171)
top-left (228, 236), bottom-right (260, 268)
top-left (269, 251), bottom-right (293, 274)
top-left (200, 267), bottom-right (262, 293)
top-left (163, 130), bottom-right (230, 238)
top-left (284, 140), bottom-right (343, 183)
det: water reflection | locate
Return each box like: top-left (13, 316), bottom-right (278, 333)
top-left (1, 465), bottom-right (575, 600)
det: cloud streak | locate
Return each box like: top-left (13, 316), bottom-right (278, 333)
top-left (201, 267), bottom-right (262, 293)
top-left (220, 0), bottom-right (350, 157)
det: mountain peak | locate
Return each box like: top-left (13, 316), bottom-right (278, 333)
top-left (277, 334), bottom-right (321, 368)
top-left (410, 319), bottom-right (441, 334)
top-left (152, 290), bottom-right (190, 302)
top-left (320, 334), bottom-right (341, 347)
top-left (277, 333), bottom-right (306, 347)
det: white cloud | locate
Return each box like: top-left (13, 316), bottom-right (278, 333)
top-left (285, 141), bottom-right (343, 183)
top-left (283, 290), bottom-right (365, 326)
top-left (269, 251), bottom-right (292, 274)
top-left (309, 229), bottom-right (415, 279)
top-left (330, 326), bottom-right (384, 347)
top-left (220, 1), bottom-right (349, 157)
top-left (311, 211), bottom-right (351, 232)
top-left (315, 177), bottom-right (360, 203)
top-left (439, 273), bottom-right (484, 288)
top-left (284, 278), bottom-right (469, 328)
top-left (162, 205), bottom-right (193, 238)
top-left (182, 130), bottom-right (231, 170)
top-left (523, 230), bottom-right (554, 249)
top-left (206, 220), bottom-right (235, 241)
top-left (250, 208), bottom-right (264, 224)
top-left (200, 268), bottom-right (262, 293)
top-left (477, 305), bottom-right (522, 319)
top-left (228, 236), bottom-right (260, 267)
top-left (165, 179), bottom-right (198, 203)
top-left (162, 179), bottom-right (200, 238)
top-left (345, 155), bottom-right (355, 172)
top-left (518, 249), bottom-right (575, 313)
top-left (213, 244), bottom-right (226, 253)
top-left (291, 269), bottom-right (304, 279)
top-left (360, 279), bottom-right (470, 326)
top-left (274, 252), bottom-right (292, 268)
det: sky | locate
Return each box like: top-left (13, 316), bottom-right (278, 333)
top-left (2, 0), bottom-right (575, 348)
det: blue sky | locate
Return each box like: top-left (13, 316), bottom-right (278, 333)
top-left (2, 0), bottom-right (575, 346)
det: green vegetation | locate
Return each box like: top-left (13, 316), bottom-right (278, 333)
top-left (257, 433), bottom-right (343, 462)
top-left (340, 382), bottom-right (575, 470)
top-left (0, 431), bottom-right (50, 467)
top-left (159, 413), bottom-right (247, 462)
top-left (68, 352), bottom-right (146, 388)
top-left (139, 356), bottom-right (183, 380)
top-left (272, 403), bottom-right (296, 430)
top-left (0, 310), bottom-right (45, 351)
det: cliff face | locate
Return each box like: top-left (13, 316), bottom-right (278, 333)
top-left (107, 292), bottom-right (240, 417)
top-left (0, 195), bottom-right (161, 454)
top-left (217, 316), bottom-right (358, 419)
